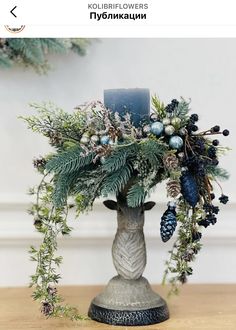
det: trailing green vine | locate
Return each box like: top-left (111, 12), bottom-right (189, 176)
top-left (28, 175), bottom-right (87, 319)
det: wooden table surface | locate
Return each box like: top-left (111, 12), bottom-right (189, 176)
top-left (0, 284), bottom-right (236, 330)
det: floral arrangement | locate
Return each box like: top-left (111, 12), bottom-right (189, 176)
top-left (22, 96), bottom-right (229, 319)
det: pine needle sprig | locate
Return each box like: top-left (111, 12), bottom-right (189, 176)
top-left (127, 183), bottom-right (147, 207)
top-left (139, 139), bottom-right (168, 170)
top-left (102, 143), bottom-right (138, 172)
top-left (101, 164), bottom-right (133, 196)
top-left (53, 171), bottom-right (80, 207)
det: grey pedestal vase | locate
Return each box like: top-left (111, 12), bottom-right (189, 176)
top-left (88, 198), bottom-right (169, 326)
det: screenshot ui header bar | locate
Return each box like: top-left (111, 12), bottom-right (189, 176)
top-left (1, 0), bottom-right (236, 37)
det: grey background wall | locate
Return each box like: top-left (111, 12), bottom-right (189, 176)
top-left (0, 39), bottom-right (235, 286)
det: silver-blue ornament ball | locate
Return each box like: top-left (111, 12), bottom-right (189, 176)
top-left (150, 121), bottom-right (164, 136)
top-left (100, 135), bottom-right (110, 145)
top-left (169, 135), bottom-right (183, 150)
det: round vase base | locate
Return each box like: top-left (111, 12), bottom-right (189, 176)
top-left (88, 276), bottom-right (169, 326)
top-left (88, 303), bottom-right (169, 326)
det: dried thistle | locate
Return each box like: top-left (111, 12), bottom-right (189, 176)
top-left (41, 301), bottom-right (54, 316)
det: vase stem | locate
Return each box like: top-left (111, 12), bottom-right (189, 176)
top-left (112, 198), bottom-right (146, 280)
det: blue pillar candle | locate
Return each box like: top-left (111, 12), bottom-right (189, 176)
top-left (104, 88), bottom-right (150, 127)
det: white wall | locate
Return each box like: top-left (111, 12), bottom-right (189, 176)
top-left (0, 39), bottom-right (236, 286)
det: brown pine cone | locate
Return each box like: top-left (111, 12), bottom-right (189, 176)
top-left (166, 179), bottom-right (181, 198)
top-left (163, 153), bottom-right (179, 170)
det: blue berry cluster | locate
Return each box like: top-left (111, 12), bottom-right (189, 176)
top-left (165, 99), bottom-right (179, 113)
top-left (198, 201), bottom-right (219, 228)
top-left (186, 113), bottom-right (199, 133)
top-left (177, 119), bottom-right (230, 225)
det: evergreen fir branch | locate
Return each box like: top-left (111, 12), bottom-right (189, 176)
top-left (7, 39), bottom-right (52, 73)
top-left (151, 95), bottom-right (166, 118)
top-left (73, 167), bottom-right (106, 211)
top-left (70, 38), bottom-right (91, 56)
top-left (53, 171), bottom-right (80, 207)
top-left (139, 140), bottom-right (167, 169)
top-left (102, 143), bottom-right (137, 172)
top-left (46, 146), bottom-right (94, 174)
top-left (0, 50), bottom-right (12, 67)
top-left (127, 184), bottom-right (147, 207)
top-left (101, 165), bottom-right (132, 196)
top-left (38, 38), bottom-right (67, 54)
top-left (0, 38), bottom-right (91, 73)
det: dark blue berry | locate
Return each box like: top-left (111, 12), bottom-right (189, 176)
top-left (190, 114), bottom-right (199, 122)
top-left (208, 146), bottom-right (216, 158)
top-left (195, 139), bottom-right (205, 152)
top-left (212, 139), bottom-right (219, 146)
top-left (203, 203), bottom-right (212, 212)
top-left (212, 206), bottom-right (219, 214)
top-left (165, 104), bottom-right (174, 113)
top-left (206, 213), bottom-right (217, 225)
top-left (191, 125), bottom-right (198, 132)
top-left (211, 158), bottom-right (219, 166)
top-left (219, 194), bottom-right (229, 204)
top-left (192, 231), bottom-right (202, 241)
top-left (211, 125), bottom-right (220, 133)
top-left (198, 219), bottom-right (211, 228)
top-left (165, 99), bottom-right (179, 113)
top-left (199, 213), bottom-right (217, 227)
top-left (222, 129), bottom-right (229, 136)
top-left (171, 99), bottom-right (179, 106)
top-left (203, 203), bottom-right (219, 215)
top-left (210, 193), bottom-right (215, 200)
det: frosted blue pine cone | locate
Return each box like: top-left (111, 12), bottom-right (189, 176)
top-left (160, 205), bottom-right (177, 242)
